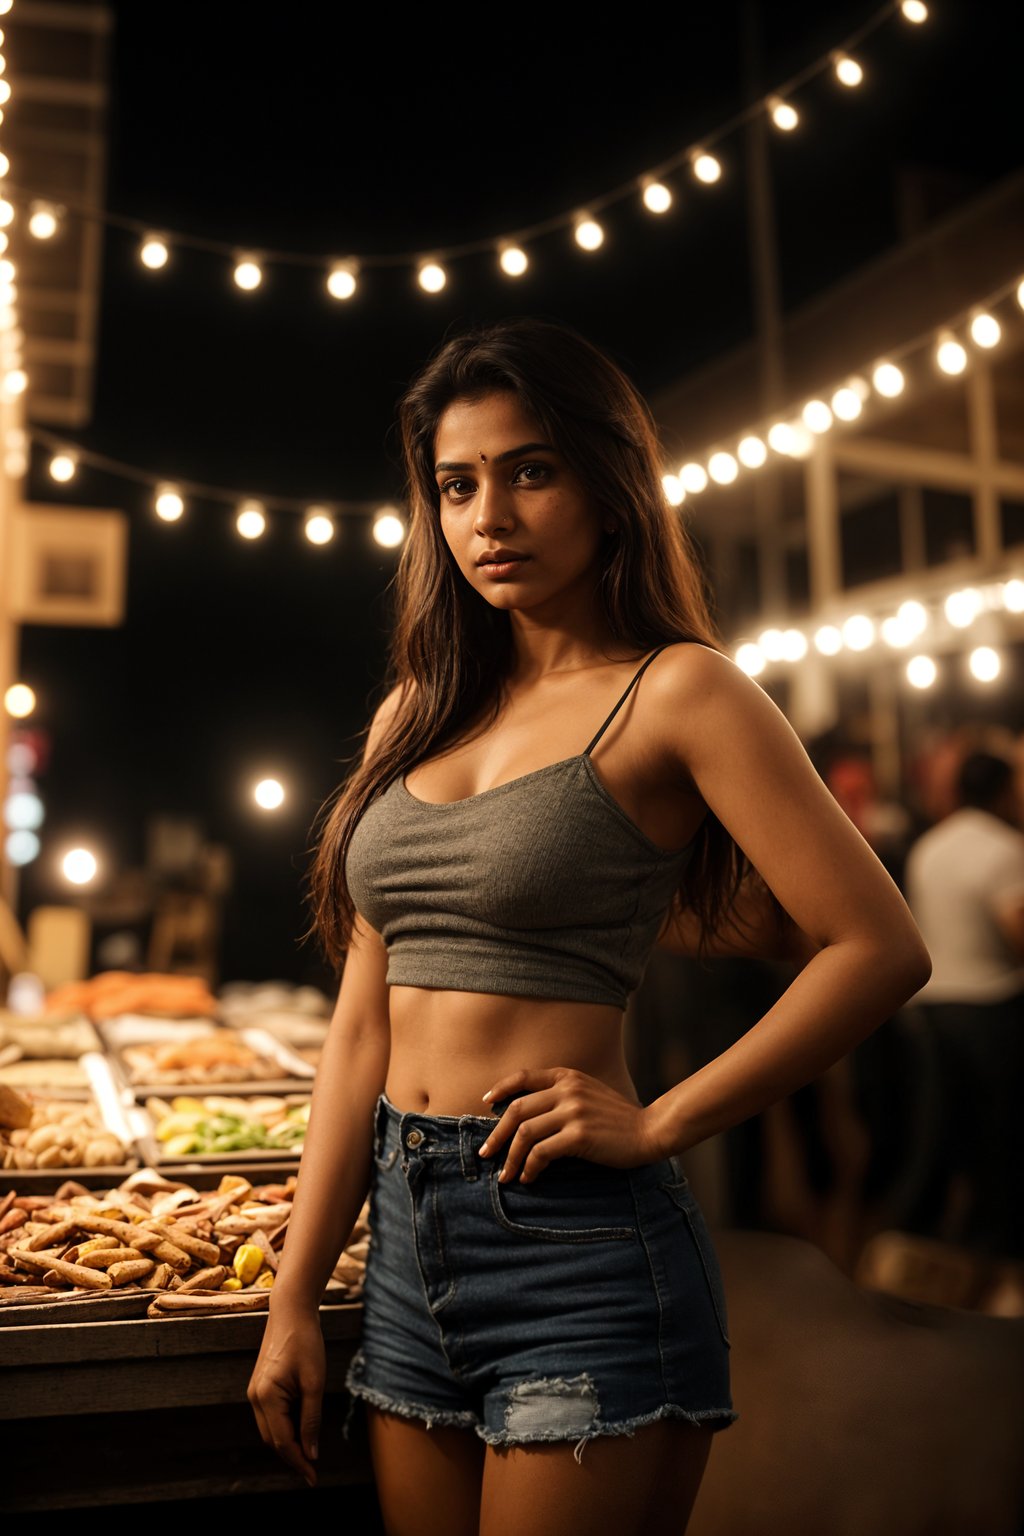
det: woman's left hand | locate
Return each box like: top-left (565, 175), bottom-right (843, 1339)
top-left (477, 1067), bottom-right (663, 1183)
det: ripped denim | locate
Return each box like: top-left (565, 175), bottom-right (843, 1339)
top-left (343, 1092), bottom-right (737, 1462)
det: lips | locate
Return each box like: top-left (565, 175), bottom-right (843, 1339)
top-left (477, 549), bottom-right (529, 565)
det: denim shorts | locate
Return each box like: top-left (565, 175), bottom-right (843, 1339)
top-left (344, 1093), bottom-right (737, 1459)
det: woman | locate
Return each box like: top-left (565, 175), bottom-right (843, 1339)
top-left (247, 318), bottom-right (931, 1535)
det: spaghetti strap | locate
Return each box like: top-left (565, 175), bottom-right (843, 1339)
top-left (583, 643), bottom-right (675, 757)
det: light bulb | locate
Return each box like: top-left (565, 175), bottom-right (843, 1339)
top-left (768, 97), bottom-right (799, 131)
top-left (901, 0), bottom-right (928, 20)
top-left (945, 587), bottom-right (981, 627)
top-left (814, 625), bottom-right (843, 656)
top-left (872, 361), bottom-right (905, 397)
top-left (574, 217), bottom-right (604, 251)
top-left (417, 261), bottom-right (447, 293)
top-left (691, 151), bottom-right (722, 184)
top-left (735, 643), bottom-right (766, 676)
top-left (833, 53), bottom-right (864, 87)
top-left (3, 367), bottom-right (27, 394)
top-left (661, 474), bottom-right (685, 507)
top-left (1001, 579), bottom-right (1024, 614)
top-left (780, 629), bottom-right (808, 662)
top-left (28, 202), bottom-right (59, 239)
top-left (304, 508), bottom-right (336, 545)
top-left (708, 451), bottom-right (738, 485)
top-left (233, 256), bottom-right (263, 291)
top-left (679, 462), bottom-right (708, 494)
top-left (936, 335), bottom-right (967, 375)
top-left (767, 422), bottom-right (796, 455)
top-left (140, 235), bottom-right (169, 270)
top-left (642, 181), bottom-right (672, 214)
top-left (63, 848), bottom-right (98, 886)
top-left (969, 646), bottom-right (1000, 682)
top-left (155, 486), bottom-right (184, 522)
top-left (48, 452), bottom-right (76, 482)
top-left (373, 508), bottom-right (406, 548)
top-left (0, 152), bottom-right (8, 177)
top-left (236, 501), bottom-right (267, 540)
top-left (831, 386), bottom-right (862, 421)
top-left (969, 312), bottom-right (1000, 348)
top-left (254, 778), bottom-right (285, 810)
top-left (326, 263), bottom-right (357, 299)
top-left (842, 614), bottom-right (875, 651)
top-left (907, 655), bottom-right (937, 689)
top-left (0, 198), bottom-right (14, 227)
top-left (737, 436), bottom-right (767, 469)
top-left (499, 246), bottom-right (528, 277)
top-left (802, 400), bottom-right (833, 434)
top-left (4, 683), bottom-right (35, 718)
top-left (897, 600), bottom-right (928, 637)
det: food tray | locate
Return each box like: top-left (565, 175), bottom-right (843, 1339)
top-left (0, 1053), bottom-right (139, 1190)
top-left (128, 1087), bottom-right (310, 1166)
top-left (99, 1018), bottom-right (316, 1096)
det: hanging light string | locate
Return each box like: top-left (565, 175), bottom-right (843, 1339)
top-left (3, 1), bottom-right (932, 296)
top-left (664, 270), bottom-right (1024, 502)
top-left (23, 266), bottom-right (1022, 549)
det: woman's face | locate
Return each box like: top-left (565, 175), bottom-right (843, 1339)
top-left (431, 392), bottom-right (614, 617)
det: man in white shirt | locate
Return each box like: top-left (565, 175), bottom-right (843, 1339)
top-left (904, 750), bottom-right (1024, 1258)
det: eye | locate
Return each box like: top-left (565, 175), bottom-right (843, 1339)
top-left (513, 461), bottom-right (551, 485)
top-left (438, 476), bottom-right (475, 503)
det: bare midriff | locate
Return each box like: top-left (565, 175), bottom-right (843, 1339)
top-left (384, 986), bottom-right (639, 1117)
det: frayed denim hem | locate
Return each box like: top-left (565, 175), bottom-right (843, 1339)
top-left (343, 1375), bottom-right (482, 1441)
top-left (482, 1402), bottom-right (739, 1465)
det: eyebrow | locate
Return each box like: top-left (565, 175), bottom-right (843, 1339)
top-left (434, 442), bottom-right (556, 473)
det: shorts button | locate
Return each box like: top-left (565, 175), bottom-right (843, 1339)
top-left (406, 1128), bottom-right (425, 1148)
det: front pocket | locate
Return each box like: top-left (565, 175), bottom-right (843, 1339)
top-left (660, 1181), bottom-right (731, 1347)
top-left (488, 1162), bottom-right (636, 1244)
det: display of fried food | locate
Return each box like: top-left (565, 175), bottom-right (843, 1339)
top-left (121, 1037), bottom-right (285, 1086)
top-left (0, 1172), bottom-right (370, 1315)
top-left (1, 1093), bottom-right (130, 1171)
top-left (45, 971), bottom-right (219, 1022)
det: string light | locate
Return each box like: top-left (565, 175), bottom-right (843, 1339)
top-left (897, 600), bottom-right (928, 638)
top-left (0, 197), bottom-right (14, 227)
top-left (48, 451), bottom-right (76, 482)
top-left (679, 462), bottom-right (708, 494)
top-left (833, 52), bottom-right (864, 87)
top-left (802, 399), bottom-right (833, 434)
top-left (969, 312), bottom-right (1001, 348)
top-left (969, 646), bottom-right (1000, 682)
top-left (872, 360), bottom-right (905, 397)
top-left (326, 262), bottom-right (358, 299)
top-left (3, 366), bottom-right (26, 394)
top-left (842, 614), bottom-right (875, 651)
top-left (735, 643), bottom-right (766, 677)
top-left (900, 0), bottom-right (928, 21)
top-left (662, 474), bottom-right (685, 507)
top-left (417, 260), bottom-right (447, 293)
top-left (0, 152), bottom-right (7, 177)
top-left (758, 629), bottom-right (786, 662)
top-left (235, 500), bottom-right (267, 540)
top-left (767, 97), bottom-right (799, 132)
top-left (373, 507), bottom-right (405, 548)
top-left (1003, 579), bottom-right (1024, 614)
top-left (907, 655), bottom-right (937, 688)
top-left (4, 683), bottom-right (35, 718)
top-left (691, 150), bottom-right (722, 184)
top-left (641, 181), bottom-right (673, 214)
top-left (498, 245), bottom-right (528, 277)
top-left (140, 234), bottom-right (169, 270)
top-left (304, 507), bottom-right (336, 545)
top-left (27, 200), bottom-right (60, 239)
top-left (767, 422), bottom-right (796, 455)
top-left (737, 435), bottom-right (767, 468)
top-left (155, 485), bottom-right (185, 522)
top-left (814, 626), bottom-right (843, 656)
top-left (945, 587), bottom-right (982, 627)
top-left (233, 255), bottom-right (263, 291)
top-left (831, 385), bottom-right (862, 421)
top-left (935, 334), bottom-right (968, 376)
top-left (708, 451), bottom-right (739, 485)
top-left (573, 216), bottom-right (604, 251)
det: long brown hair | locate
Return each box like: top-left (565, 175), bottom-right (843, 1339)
top-left (305, 317), bottom-right (781, 973)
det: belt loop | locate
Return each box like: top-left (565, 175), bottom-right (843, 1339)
top-left (458, 1117), bottom-right (480, 1181)
top-left (372, 1093), bottom-right (389, 1162)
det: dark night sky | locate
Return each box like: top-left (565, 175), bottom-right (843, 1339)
top-left (15, 1), bottom-right (1024, 984)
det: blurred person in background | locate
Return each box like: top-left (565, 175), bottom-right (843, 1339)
top-left (904, 748), bottom-right (1024, 1259)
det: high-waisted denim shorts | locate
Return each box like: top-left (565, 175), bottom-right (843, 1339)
top-left (344, 1092), bottom-right (737, 1460)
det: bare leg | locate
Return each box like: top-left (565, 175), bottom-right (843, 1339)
top-left (367, 1406), bottom-right (485, 1536)
top-left (479, 1419), bottom-right (714, 1536)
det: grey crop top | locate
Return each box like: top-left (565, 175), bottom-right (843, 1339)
top-left (344, 644), bottom-right (698, 1009)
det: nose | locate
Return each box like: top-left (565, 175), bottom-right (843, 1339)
top-left (472, 475), bottom-right (514, 536)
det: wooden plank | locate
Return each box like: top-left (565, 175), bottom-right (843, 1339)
top-left (0, 1299), bottom-right (361, 1368)
top-left (6, 1337), bottom-right (358, 1417)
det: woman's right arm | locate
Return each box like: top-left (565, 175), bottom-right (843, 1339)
top-left (248, 685), bottom-right (402, 1486)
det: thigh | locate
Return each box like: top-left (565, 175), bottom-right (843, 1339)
top-left (368, 1406), bottom-right (485, 1536)
top-left (479, 1418), bottom-right (713, 1536)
